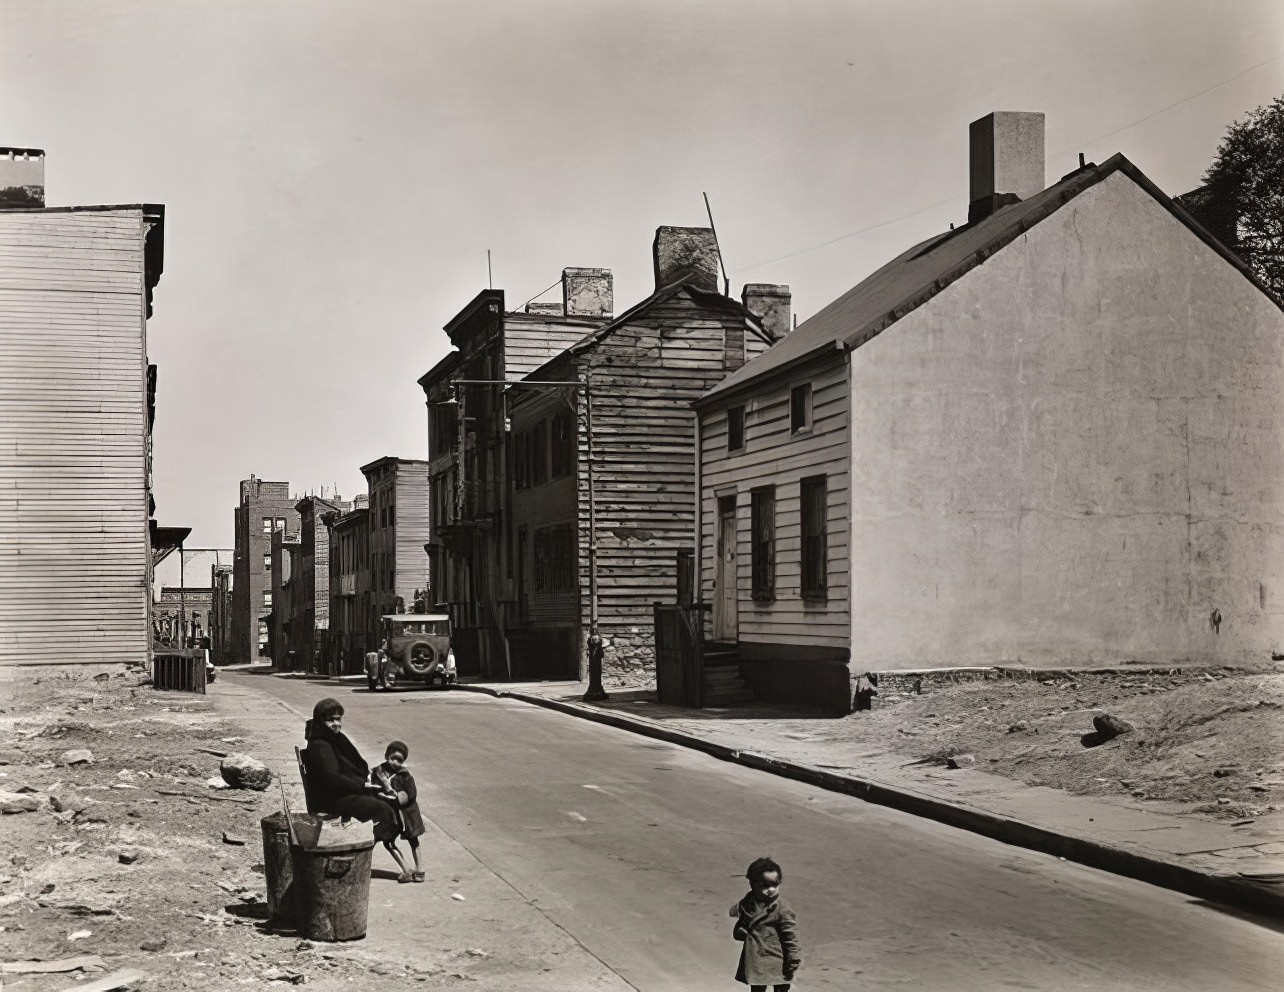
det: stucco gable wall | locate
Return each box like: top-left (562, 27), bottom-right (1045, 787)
top-left (848, 170), bottom-right (1284, 668)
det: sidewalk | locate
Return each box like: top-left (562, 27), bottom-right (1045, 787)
top-left (452, 678), bottom-right (1284, 919)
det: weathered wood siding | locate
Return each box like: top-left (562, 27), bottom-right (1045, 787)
top-left (0, 209), bottom-right (152, 665)
top-left (698, 354), bottom-right (851, 653)
top-left (504, 314), bottom-right (598, 381)
top-left (572, 295), bottom-right (773, 669)
top-left (394, 462), bottom-right (432, 605)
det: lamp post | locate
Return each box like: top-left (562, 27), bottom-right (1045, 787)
top-left (445, 376), bottom-right (605, 698)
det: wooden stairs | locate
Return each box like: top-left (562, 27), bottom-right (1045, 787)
top-left (701, 642), bottom-right (752, 707)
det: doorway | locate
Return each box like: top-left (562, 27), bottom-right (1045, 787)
top-left (713, 495), bottom-right (738, 641)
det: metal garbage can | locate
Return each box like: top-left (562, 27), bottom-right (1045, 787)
top-left (259, 813), bottom-right (314, 931)
top-left (289, 818), bottom-right (376, 942)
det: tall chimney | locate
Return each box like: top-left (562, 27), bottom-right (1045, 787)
top-left (968, 112), bottom-right (1044, 224)
top-left (562, 267), bottom-right (613, 317)
top-left (653, 226), bottom-right (720, 292)
top-left (742, 284), bottom-right (791, 339)
top-left (0, 147), bottom-right (45, 207)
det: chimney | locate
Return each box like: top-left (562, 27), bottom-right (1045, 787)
top-left (742, 284), bottom-right (791, 339)
top-left (0, 148), bottom-right (45, 207)
top-left (968, 112), bottom-right (1044, 224)
top-left (653, 226), bottom-right (720, 292)
top-left (562, 267), bottom-right (613, 317)
top-left (525, 302), bottom-right (564, 316)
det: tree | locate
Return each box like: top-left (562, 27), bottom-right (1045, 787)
top-left (1188, 95), bottom-right (1284, 300)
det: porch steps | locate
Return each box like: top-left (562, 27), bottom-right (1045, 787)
top-left (701, 643), bottom-right (753, 706)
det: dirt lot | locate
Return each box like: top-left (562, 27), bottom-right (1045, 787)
top-left (0, 667), bottom-right (474, 990)
top-left (855, 664), bottom-right (1284, 819)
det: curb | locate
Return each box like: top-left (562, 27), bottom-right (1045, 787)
top-left (454, 684), bottom-right (1284, 919)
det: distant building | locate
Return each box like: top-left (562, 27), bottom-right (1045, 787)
top-left (210, 563), bottom-right (234, 666)
top-left (151, 548), bottom-right (231, 648)
top-left (361, 457), bottom-right (431, 622)
top-left (231, 477), bottom-right (299, 662)
top-left (154, 587), bottom-right (214, 647)
top-left (323, 496), bottom-right (371, 674)
top-left (269, 529), bottom-right (301, 670)
top-left (0, 147), bottom-right (167, 667)
top-left (290, 494), bottom-right (350, 673)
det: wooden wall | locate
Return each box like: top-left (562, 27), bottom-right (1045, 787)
top-left (698, 353), bottom-right (852, 662)
top-left (0, 209), bottom-right (152, 666)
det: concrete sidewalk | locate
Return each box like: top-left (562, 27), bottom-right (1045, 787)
top-left (451, 679), bottom-right (1284, 919)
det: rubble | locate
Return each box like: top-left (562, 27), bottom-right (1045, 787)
top-left (219, 753), bottom-right (273, 791)
top-left (61, 749), bottom-right (94, 766)
top-left (0, 789), bottom-right (43, 813)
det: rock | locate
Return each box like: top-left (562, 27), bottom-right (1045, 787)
top-left (222, 832), bottom-right (247, 846)
top-left (219, 755), bottom-right (272, 791)
top-left (1007, 720), bottom-right (1029, 733)
top-left (0, 748), bottom-right (26, 765)
top-left (139, 938), bottom-right (167, 952)
top-left (1213, 766), bottom-right (1241, 778)
top-left (451, 892), bottom-right (466, 901)
top-left (261, 966), bottom-right (306, 984)
top-left (1092, 714), bottom-right (1134, 739)
top-left (61, 749), bottom-right (94, 766)
top-left (946, 754), bottom-right (976, 769)
top-left (0, 791), bottom-right (42, 814)
top-left (67, 929), bottom-right (92, 941)
top-left (117, 851), bottom-right (139, 865)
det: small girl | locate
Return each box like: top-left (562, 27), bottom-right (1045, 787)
top-left (730, 856), bottom-right (802, 991)
top-left (374, 740), bottom-right (425, 883)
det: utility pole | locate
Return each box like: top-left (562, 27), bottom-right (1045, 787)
top-left (582, 363), bottom-right (607, 702)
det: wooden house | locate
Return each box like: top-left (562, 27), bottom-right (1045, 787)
top-left (361, 456), bottom-right (432, 623)
top-left (0, 149), bottom-right (167, 667)
top-left (505, 228), bottom-right (786, 680)
top-left (418, 270), bottom-right (612, 678)
top-left (694, 112), bottom-right (1284, 712)
top-left (322, 497), bottom-right (371, 674)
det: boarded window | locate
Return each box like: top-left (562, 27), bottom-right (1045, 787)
top-left (533, 420), bottom-right (548, 486)
top-left (790, 383), bottom-right (813, 433)
top-left (800, 475), bottom-right (827, 601)
top-left (751, 487), bottom-right (775, 602)
top-left (533, 523), bottom-right (576, 593)
top-left (727, 406), bottom-right (745, 452)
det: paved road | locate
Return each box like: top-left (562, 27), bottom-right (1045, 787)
top-left (249, 676), bottom-right (1284, 991)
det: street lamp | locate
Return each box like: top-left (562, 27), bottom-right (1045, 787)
top-left (446, 375), bottom-right (607, 701)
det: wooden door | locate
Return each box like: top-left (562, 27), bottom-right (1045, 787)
top-left (713, 496), bottom-right (738, 641)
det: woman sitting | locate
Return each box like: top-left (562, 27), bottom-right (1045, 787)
top-left (301, 698), bottom-right (404, 862)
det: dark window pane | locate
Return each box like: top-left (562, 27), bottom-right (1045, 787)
top-left (751, 487), bottom-right (775, 602)
top-left (727, 406), bottom-right (745, 451)
top-left (800, 475), bottom-right (827, 600)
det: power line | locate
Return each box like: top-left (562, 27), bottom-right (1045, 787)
top-left (738, 56), bottom-right (1281, 275)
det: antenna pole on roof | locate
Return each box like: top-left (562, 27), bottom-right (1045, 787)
top-left (487, 250), bottom-right (493, 290)
top-left (703, 192), bottom-right (731, 297)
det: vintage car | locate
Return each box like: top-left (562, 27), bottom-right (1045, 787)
top-left (366, 613), bottom-right (457, 690)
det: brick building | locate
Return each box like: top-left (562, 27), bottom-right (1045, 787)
top-left (231, 477), bottom-right (299, 662)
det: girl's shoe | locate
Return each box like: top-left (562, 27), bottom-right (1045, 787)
top-left (397, 871), bottom-right (413, 884)
top-left (412, 870), bottom-right (425, 883)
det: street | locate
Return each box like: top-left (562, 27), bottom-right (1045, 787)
top-left (243, 674), bottom-right (1284, 991)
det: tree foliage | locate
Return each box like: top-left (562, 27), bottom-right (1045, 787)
top-left (1198, 95), bottom-right (1284, 300)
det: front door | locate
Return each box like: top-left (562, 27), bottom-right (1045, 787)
top-left (713, 496), bottom-right (738, 641)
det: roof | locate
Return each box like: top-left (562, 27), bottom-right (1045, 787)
top-left (359, 455), bottom-right (430, 474)
top-left (696, 154), bottom-right (1278, 406)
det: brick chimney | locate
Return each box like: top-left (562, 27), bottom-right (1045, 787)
top-left (562, 267), bottom-right (613, 317)
top-left (968, 112), bottom-right (1044, 224)
top-left (653, 226), bottom-right (720, 292)
top-left (742, 283), bottom-right (791, 339)
top-left (0, 147), bottom-right (45, 207)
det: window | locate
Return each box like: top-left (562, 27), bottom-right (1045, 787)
top-left (263, 552), bottom-right (272, 571)
top-left (533, 523), bottom-right (576, 593)
top-left (274, 517), bottom-right (286, 532)
top-left (551, 411), bottom-right (574, 478)
top-left (532, 420), bottom-right (548, 486)
top-left (800, 476), bottom-right (827, 601)
top-left (751, 487), bottom-right (776, 602)
top-left (727, 406), bottom-right (745, 452)
top-left (514, 430), bottom-right (528, 490)
top-left (790, 383), bottom-right (813, 434)
top-left (262, 517), bottom-right (273, 535)
top-left (388, 503), bottom-right (395, 527)
top-left (263, 591), bottom-right (273, 608)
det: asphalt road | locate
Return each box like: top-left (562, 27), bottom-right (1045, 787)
top-left (250, 676), bottom-right (1284, 991)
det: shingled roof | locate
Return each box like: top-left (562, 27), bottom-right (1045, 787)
top-left (696, 153), bottom-right (1274, 407)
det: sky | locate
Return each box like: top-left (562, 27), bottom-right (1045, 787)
top-left (3, 0), bottom-right (1282, 549)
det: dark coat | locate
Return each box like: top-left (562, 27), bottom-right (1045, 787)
top-left (731, 892), bottom-right (802, 986)
top-left (377, 762), bottom-right (425, 839)
top-left (302, 720), bottom-right (373, 813)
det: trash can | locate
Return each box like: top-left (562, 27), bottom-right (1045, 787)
top-left (289, 819), bottom-right (376, 942)
top-left (259, 813), bottom-right (314, 931)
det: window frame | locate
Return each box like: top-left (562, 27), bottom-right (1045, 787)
top-left (790, 383), bottom-right (813, 434)
top-left (800, 475), bottom-right (828, 602)
top-left (750, 486), bottom-right (776, 603)
top-left (727, 405), bottom-right (745, 452)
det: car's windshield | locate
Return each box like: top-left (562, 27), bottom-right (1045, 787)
top-left (389, 620), bottom-right (448, 636)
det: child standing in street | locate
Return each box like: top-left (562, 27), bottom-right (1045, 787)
top-left (730, 856), bottom-right (802, 991)
top-left (375, 739), bottom-right (425, 883)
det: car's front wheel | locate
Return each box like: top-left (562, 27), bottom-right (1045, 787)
top-left (366, 675), bottom-right (378, 691)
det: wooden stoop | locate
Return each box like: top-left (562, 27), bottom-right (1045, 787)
top-left (701, 642), bottom-right (753, 706)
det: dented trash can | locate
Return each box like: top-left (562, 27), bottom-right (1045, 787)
top-left (259, 812), bottom-right (314, 931)
top-left (288, 819), bottom-right (376, 942)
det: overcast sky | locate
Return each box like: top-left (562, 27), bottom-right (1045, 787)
top-left (4, 0), bottom-right (1281, 549)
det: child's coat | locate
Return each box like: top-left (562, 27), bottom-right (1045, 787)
top-left (377, 762), bottom-right (425, 839)
top-left (730, 891), bottom-right (802, 985)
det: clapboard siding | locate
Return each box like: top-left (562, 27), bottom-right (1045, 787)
top-left (699, 353), bottom-right (851, 649)
top-left (505, 315), bottom-right (599, 380)
top-left (0, 209), bottom-right (152, 666)
top-left (394, 463), bottom-right (432, 600)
